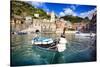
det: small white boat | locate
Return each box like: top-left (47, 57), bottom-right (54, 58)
top-left (32, 37), bottom-right (53, 45)
top-left (32, 36), bottom-right (68, 52)
top-left (75, 32), bottom-right (96, 37)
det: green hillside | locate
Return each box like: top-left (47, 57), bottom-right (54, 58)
top-left (11, 1), bottom-right (50, 19)
top-left (60, 15), bottom-right (89, 23)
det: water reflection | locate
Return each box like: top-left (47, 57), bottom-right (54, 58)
top-left (11, 33), bottom-right (96, 66)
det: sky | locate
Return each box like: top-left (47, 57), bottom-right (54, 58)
top-left (27, 1), bottom-right (96, 19)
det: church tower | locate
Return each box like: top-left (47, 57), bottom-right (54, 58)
top-left (50, 11), bottom-right (55, 22)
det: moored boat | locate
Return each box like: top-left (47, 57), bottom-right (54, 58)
top-left (75, 31), bottom-right (96, 37)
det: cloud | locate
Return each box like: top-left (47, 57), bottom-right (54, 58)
top-left (79, 8), bottom-right (96, 19)
top-left (59, 12), bottom-right (65, 16)
top-left (28, 1), bottom-right (49, 12)
top-left (70, 4), bottom-right (79, 10)
top-left (70, 5), bottom-right (76, 10)
top-left (59, 8), bottom-right (77, 17)
top-left (59, 7), bottom-right (96, 20)
top-left (73, 13), bottom-right (77, 16)
top-left (31, 2), bottom-right (43, 8)
top-left (64, 8), bottom-right (74, 15)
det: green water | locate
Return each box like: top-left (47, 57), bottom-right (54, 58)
top-left (11, 33), bottom-right (96, 66)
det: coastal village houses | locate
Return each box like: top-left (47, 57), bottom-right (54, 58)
top-left (11, 11), bottom-right (88, 33)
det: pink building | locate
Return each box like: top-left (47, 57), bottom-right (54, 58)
top-left (55, 20), bottom-right (66, 33)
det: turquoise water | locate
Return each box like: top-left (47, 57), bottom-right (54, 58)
top-left (11, 33), bottom-right (96, 66)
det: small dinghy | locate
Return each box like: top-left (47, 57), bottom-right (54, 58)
top-left (32, 34), bottom-right (68, 52)
top-left (32, 37), bottom-right (58, 51)
top-left (32, 37), bottom-right (53, 45)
